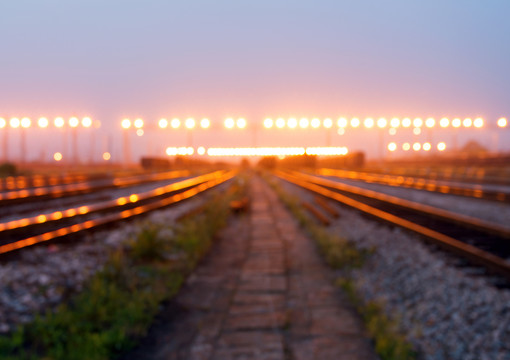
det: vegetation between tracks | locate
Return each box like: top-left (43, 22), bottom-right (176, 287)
top-left (264, 172), bottom-right (416, 360)
top-left (0, 176), bottom-right (247, 360)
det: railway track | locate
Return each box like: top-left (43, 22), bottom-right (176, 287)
top-left (275, 170), bottom-right (510, 281)
top-left (0, 169), bottom-right (236, 256)
top-left (0, 170), bottom-right (192, 206)
top-left (313, 168), bottom-right (510, 203)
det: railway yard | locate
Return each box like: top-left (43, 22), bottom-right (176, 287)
top-left (0, 163), bottom-right (509, 359)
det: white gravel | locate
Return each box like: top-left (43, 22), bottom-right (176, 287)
top-left (319, 175), bottom-right (510, 228)
top-left (278, 177), bottom-right (510, 360)
top-left (0, 193), bottom-right (208, 334)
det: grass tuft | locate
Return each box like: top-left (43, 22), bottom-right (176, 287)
top-left (264, 172), bottom-right (416, 360)
top-left (0, 176), bottom-right (247, 360)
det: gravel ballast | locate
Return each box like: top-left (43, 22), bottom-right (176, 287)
top-left (279, 178), bottom-right (510, 360)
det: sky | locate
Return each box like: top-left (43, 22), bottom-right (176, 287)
top-left (1, 0), bottom-right (509, 162)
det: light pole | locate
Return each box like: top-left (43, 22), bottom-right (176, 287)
top-left (9, 118), bottom-right (21, 162)
top-left (121, 119), bottom-right (132, 165)
top-left (0, 118), bottom-right (7, 162)
top-left (54, 117), bottom-right (66, 162)
top-left (37, 117), bottom-right (49, 162)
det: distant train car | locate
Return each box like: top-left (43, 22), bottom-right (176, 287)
top-left (140, 157), bottom-right (171, 170)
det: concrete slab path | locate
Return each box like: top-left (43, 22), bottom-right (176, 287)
top-left (123, 175), bottom-right (378, 360)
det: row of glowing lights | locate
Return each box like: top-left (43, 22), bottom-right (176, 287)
top-left (0, 117), bottom-right (95, 129)
top-left (387, 141), bottom-right (447, 152)
top-left (123, 117), bottom-right (509, 130)
top-left (165, 146), bottom-right (349, 157)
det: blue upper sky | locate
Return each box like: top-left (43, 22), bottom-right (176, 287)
top-left (1, 0), bottom-right (509, 157)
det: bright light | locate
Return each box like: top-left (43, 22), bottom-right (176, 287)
top-left (55, 117), bottom-right (65, 128)
top-left (10, 118), bottom-right (20, 128)
top-left (166, 147), bottom-right (195, 156)
top-left (264, 118), bottom-right (273, 128)
top-left (413, 118), bottom-right (423, 128)
top-left (402, 142), bottom-right (411, 151)
top-left (473, 117), bottom-right (484, 128)
top-left (82, 117), bottom-right (92, 128)
top-left (337, 117), bottom-right (348, 128)
top-left (377, 118), bottom-right (387, 128)
top-left (463, 118), bottom-right (472, 127)
top-left (452, 118), bottom-right (461, 128)
top-left (364, 118), bottom-right (374, 129)
top-left (200, 118), bottom-right (210, 129)
top-left (323, 118), bottom-right (333, 129)
top-left (425, 118), bottom-right (435, 128)
top-left (299, 118), bottom-right (309, 128)
top-left (423, 142), bottom-right (431, 151)
top-left (53, 152), bottom-right (63, 161)
top-left (158, 118), bottom-right (168, 129)
top-left (440, 118), bottom-right (449, 128)
top-left (402, 118), bottom-right (411, 128)
top-left (306, 147), bottom-right (348, 156)
top-left (388, 128), bottom-right (397, 135)
top-left (204, 146), bottom-right (348, 157)
top-left (337, 128), bottom-right (345, 135)
top-left (69, 117), bottom-right (79, 128)
top-left (311, 118), bottom-right (321, 128)
top-left (171, 118), bottom-right (181, 129)
top-left (102, 152), bottom-right (111, 161)
top-left (351, 118), bottom-right (360, 128)
top-left (38, 117), bottom-right (49, 128)
top-left (413, 142), bottom-right (421, 151)
top-left (236, 118), bottom-right (246, 129)
top-left (497, 117), bottom-right (507, 128)
top-left (276, 118), bottom-right (286, 128)
top-left (390, 118), bottom-right (400, 128)
top-left (197, 146), bottom-right (206, 155)
top-left (136, 129), bottom-right (144, 136)
top-left (0, 118), bottom-right (5, 129)
top-left (413, 127), bottom-right (421, 135)
top-left (437, 142), bottom-right (446, 151)
top-left (287, 118), bottom-right (297, 129)
top-left (121, 118), bottom-right (131, 129)
top-left (21, 117), bottom-right (31, 128)
top-left (185, 118), bottom-right (195, 129)
top-left (225, 118), bottom-right (235, 129)
top-left (388, 142), bottom-right (397, 152)
top-left (134, 118), bottom-right (144, 129)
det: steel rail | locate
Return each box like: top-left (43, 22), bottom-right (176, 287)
top-left (0, 170), bottom-right (236, 255)
top-left (275, 170), bottom-right (510, 280)
top-left (0, 170), bottom-right (191, 204)
top-left (314, 168), bottom-right (510, 203)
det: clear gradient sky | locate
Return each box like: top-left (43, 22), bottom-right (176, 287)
top-left (1, 0), bottom-right (509, 161)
